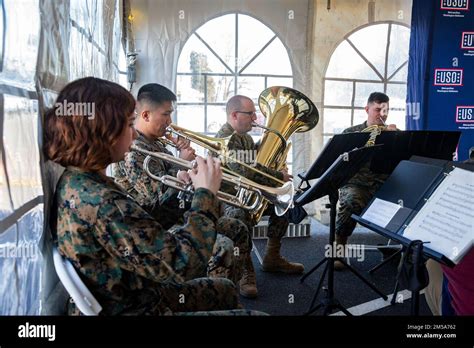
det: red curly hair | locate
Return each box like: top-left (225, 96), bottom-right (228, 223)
top-left (44, 77), bottom-right (135, 171)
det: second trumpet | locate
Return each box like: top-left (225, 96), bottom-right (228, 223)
top-left (131, 146), bottom-right (294, 216)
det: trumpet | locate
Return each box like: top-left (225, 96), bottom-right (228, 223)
top-left (131, 146), bottom-right (294, 216)
top-left (164, 124), bottom-right (286, 186)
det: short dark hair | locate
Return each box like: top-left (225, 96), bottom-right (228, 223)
top-left (44, 77), bottom-right (135, 171)
top-left (367, 92), bottom-right (389, 104)
top-left (137, 83), bottom-right (176, 107)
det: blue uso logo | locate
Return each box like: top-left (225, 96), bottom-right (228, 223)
top-left (434, 69), bottom-right (463, 86)
top-left (461, 32), bottom-right (474, 49)
top-left (440, 0), bottom-right (469, 10)
top-left (456, 106), bottom-right (474, 123)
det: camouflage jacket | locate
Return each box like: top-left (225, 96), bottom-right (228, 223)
top-left (52, 167), bottom-right (220, 315)
top-left (215, 122), bottom-right (284, 189)
top-left (342, 121), bottom-right (388, 187)
top-left (113, 130), bottom-right (181, 208)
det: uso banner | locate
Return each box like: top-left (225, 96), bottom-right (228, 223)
top-left (407, 0), bottom-right (474, 161)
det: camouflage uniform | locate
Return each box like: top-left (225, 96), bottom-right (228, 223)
top-left (53, 167), bottom-right (245, 315)
top-left (335, 122), bottom-right (389, 238)
top-left (113, 130), bottom-right (249, 283)
top-left (113, 130), bottom-right (185, 229)
top-left (215, 122), bottom-right (289, 248)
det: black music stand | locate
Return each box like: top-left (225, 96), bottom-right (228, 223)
top-left (352, 158), bottom-right (472, 315)
top-left (296, 146), bottom-right (388, 316)
top-left (369, 130), bottom-right (460, 175)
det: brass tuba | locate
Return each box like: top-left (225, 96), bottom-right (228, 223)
top-left (250, 86), bottom-right (319, 222)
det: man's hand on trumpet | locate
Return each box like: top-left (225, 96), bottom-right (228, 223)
top-left (165, 134), bottom-right (196, 161)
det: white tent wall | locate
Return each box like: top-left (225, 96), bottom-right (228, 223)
top-left (129, 0), bottom-right (316, 211)
top-left (0, 0), bottom-right (124, 315)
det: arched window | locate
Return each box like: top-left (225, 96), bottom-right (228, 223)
top-left (323, 22), bottom-right (410, 143)
top-left (176, 13), bottom-right (293, 138)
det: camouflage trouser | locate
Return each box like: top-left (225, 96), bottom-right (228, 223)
top-left (223, 203), bottom-right (289, 249)
top-left (335, 183), bottom-right (383, 238)
top-left (160, 278), bottom-right (267, 316)
top-left (159, 277), bottom-right (238, 313)
top-left (149, 188), bottom-right (189, 230)
top-left (208, 217), bottom-right (250, 284)
top-left (168, 216), bottom-right (249, 285)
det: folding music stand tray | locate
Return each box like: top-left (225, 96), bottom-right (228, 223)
top-left (296, 146), bottom-right (388, 316)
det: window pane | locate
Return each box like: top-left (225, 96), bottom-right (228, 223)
top-left (390, 64), bottom-right (408, 82)
top-left (388, 110), bottom-right (406, 130)
top-left (323, 109), bottom-right (352, 134)
top-left (267, 77), bottom-right (293, 88)
top-left (242, 39), bottom-right (292, 75)
top-left (1, 0), bottom-right (39, 87)
top-left (387, 25), bottom-right (410, 78)
top-left (69, 28), bottom-right (108, 79)
top-left (0, 160), bottom-right (13, 221)
top-left (348, 24), bottom-right (388, 77)
top-left (237, 77), bottom-right (266, 99)
top-left (324, 81), bottom-right (353, 106)
top-left (176, 105), bottom-right (205, 132)
top-left (207, 105), bottom-right (227, 133)
top-left (326, 41), bottom-right (380, 80)
top-left (0, 224), bottom-right (18, 311)
top-left (354, 109), bottom-right (368, 126)
top-left (354, 82), bottom-right (384, 107)
top-left (386, 83), bottom-right (407, 110)
top-left (177, 34), bottom-right (231, 74)
top-left (207, 76), bottom-right (235, 103)
top-left (196, 14), bottom-right (236, 71)
top-left (3, 96), bottom-right (43, 209)
top-left (238, 15), bottom-right (275, 72)
top-left (176, 75), bottom-right (205, 102)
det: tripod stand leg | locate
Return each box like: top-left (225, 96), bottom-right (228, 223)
top-left (300, 257), bottom-right (326, 283)
top-left (368, 249), bottom-right (402, 274)
top-left (334, 303), bottom-right (353, 316)
top-left (390, 279), bottom-right (400, 305)
top-left (338, 258), bottom-right (388, 300)
top-left (305, 261), bottom-right (329, 315)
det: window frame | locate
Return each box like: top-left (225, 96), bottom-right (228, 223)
top-left (322, 21), bottom-right (410, 140)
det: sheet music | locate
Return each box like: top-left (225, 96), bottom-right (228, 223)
top-left (403, 167), bottom-right (474, 263)
top-left (361, 198), bottom-right (401, 228)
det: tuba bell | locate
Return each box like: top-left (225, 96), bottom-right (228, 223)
top-left (250, 86), bottom-right (319, 222)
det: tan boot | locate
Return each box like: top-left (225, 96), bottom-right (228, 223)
top-left (239, 255), bottom-right (258, 299)
top-left (334, 235), bottom-right (348, 271)
top-left (261, 238), bottom-right (304, 274)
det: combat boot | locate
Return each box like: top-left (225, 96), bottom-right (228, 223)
top-left (334, 235), bottom-right (348, 271)
top-left (261, 237), bottom-right (304, 274)
top-left (239, 255), bottom-right (258, 298)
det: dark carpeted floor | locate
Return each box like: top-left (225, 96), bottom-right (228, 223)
top-left (240, 218), bottom-right (432, 316)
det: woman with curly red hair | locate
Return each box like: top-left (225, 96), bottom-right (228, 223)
top-left (44, 77), bottom-right (245, 315)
